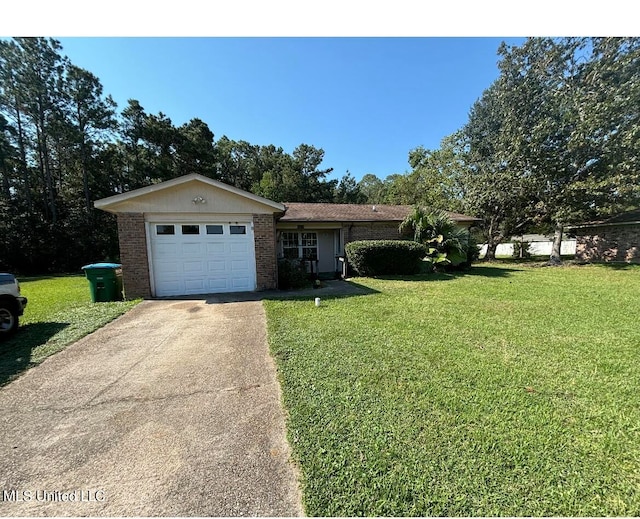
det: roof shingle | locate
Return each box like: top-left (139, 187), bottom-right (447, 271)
top-left (280, 203), bottom-right (479, 223)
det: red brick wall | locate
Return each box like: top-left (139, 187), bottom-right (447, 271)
top-left (575, 224), bottom-right (640, 263)
top-left (346, 222), bottom-right (406, 244)
top-left (253, 214), bottom-right (278, 290)
top-left (116, 213), bottom-right (152, 298)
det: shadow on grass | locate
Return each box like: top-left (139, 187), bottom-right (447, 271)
top-left (194, 279), bottom-right (381, 305)
top-left (196, 267), bottom-right (519, 305)
top-left (17, 273), bottom-right (83, 283)
top-left (574, 261), bottom-right (640, 270)
top-left (0, 322), bottom-right (68, 386)
top-left (374, 264), bottom-right (523, 282)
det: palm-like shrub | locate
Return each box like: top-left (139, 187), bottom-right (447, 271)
top-left (399, 207), bottom-right (472, 269)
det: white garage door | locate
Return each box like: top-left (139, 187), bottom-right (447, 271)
top-left (149, 222), bottom-right (257, 297)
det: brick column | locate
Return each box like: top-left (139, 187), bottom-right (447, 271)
top-left (253, 214), bottom-right (278, 290)
top-left (116, 213), bottom-right (152, 298)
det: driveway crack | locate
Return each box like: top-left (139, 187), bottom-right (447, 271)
top-left (82, 325), bottom-right (180, 408)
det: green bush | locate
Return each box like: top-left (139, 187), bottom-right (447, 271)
top-left (512, 240), bottom-right (532, 259)
top-left (447, 232), bottom-right (480, 270)
top-left (277, 258), bottom-right (310, 289)
top-left (345, 240), bottom-right (427, 276)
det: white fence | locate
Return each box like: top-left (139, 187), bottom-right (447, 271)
top-left (479, 239), bottom-right (576, 258)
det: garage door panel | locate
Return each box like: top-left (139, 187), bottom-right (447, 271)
top-left (183, 261), bottom-right (204, 273)
top-left (150, 221), bottom-right (257, 297)
top-left (229, 242), bottom-right (250, 253)
top-left (231, 259), bottom-right (249, 271)
top-left (206, 242), bottom-right (226, 254)
top-left (207, 278), bottom-right (228, 291)
top-left (156, 280), bottom-right (181, 294)
top-left (207, 260), bottom-right (226, 272)
top-left (232, 277), bottom-right (251, 289)
top-left (184, 278), bottom-right (206, 292)
top-left (182, 242), bottom-right (202, 255)
top-left (155, 242), bottom-right (179, 255)
top-left (153, 262), bottom-right (180, 274)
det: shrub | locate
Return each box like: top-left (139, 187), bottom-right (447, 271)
top-left (345, 240), bottom-right (427, 276)
top-left (277, 258), bottom-right (309, 289)
top-left (467, 233), bottom-right (481, 264)
top-left (449, 232), bottom-right (481, 270)
top-left (512, 240), bottom-right (532, 259)
top-left (400, 207), bottom-right (476, 270)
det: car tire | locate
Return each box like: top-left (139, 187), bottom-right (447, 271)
top-left (0, 303), bottom-right (18, 339)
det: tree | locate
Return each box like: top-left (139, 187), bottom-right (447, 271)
top-left (494, 37), bottom-right (640, 264)
top-left (0, 36), bottom-right (348, 272)
top-left (405, 134), bottom-right (466, 212)
top-left (458, 38), bottom-right (640, 264)
top-left (291, 144), bottom-right (336, 202)
top-left (0, 40), bottom-right (32, 211)
top-left (174, 118), bottom-right (218, 178)
top-left (334, 171), bottom-right (365, 203)
top-left (12, 37), bottom-right (68, 224)
top-left (0, 114), bottom-right (17, 200)
top-left (357, 173), bottom-right (386, 204)
top-left (251, 143), bottom-right (337, 202)
top-left (459, 81), bottom-right (535, 261)
top-left (216, 136), bottom-right (262, 191)
top-left (63, 64), bottom-right (117, 212)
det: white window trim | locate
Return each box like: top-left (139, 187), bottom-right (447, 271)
top-left (281, 231), bottom-right (319, 260)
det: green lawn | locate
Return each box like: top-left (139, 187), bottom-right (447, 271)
top-left (264, 263), bottom-right (640, 516)
top-left (0, 275), bottom-right (139, 386)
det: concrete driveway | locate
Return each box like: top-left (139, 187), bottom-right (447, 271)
top-left (0, 299), bottom-right (303, 516)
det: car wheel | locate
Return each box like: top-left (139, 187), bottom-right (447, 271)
top-left (0, 304), bottom-right (18, 338)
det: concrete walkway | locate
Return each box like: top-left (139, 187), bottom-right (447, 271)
top-left (0, 300), bottom-right (303, 516)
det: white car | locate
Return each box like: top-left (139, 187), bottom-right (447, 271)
top-left (0, 273), bottom-right (28, 338)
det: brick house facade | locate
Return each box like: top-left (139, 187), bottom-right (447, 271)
top-left (276, 203), bottom-right (479, 278)
top-left (345, 222), bottom-right (410, 243)
top-left (96, 174), bottom-right (479, 298)
top-left (573, 209), bottom-right (640, 264)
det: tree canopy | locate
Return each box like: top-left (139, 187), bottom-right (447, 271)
top-left (459, 37), bottom-right (640, 262)
top-left (2, 36), bottom-right (638, 272)
top-left (0, 38), bottom-right (341, 273)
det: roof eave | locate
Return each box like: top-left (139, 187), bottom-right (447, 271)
top-left (94, 173), bottom-right (285, 213)
top-left (568, 220), bottom-right (640, 230)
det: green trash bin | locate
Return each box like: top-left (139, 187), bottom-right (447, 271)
top-left (82, 263), bottom-right (123, 302)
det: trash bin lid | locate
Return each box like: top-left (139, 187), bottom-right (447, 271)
top-left (82, 262), bottom-right (122, 270)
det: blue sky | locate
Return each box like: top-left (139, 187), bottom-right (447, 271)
top-left (56, 37), bottom-right (524, 182)
top-left (5, 1), bottom-right (630, 182)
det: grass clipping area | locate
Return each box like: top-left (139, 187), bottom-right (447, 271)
top-left (264, 264), bottom-right (640, 516)
top-left (0, 275), bottom-right (139, 385)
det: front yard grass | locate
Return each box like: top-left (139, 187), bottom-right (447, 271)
top-left (0, 275), bottom-right (139, 386)
top-left (264, 264), bottom-right (640, 516)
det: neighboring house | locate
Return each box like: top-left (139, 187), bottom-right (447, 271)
top-left (570, 209), bottom-right (640, 264)
top-left (95, 173), bottom-right (479, 298)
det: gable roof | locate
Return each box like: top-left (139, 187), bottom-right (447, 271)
top-left (95, 173), bottom-right (285, 214)
top-left (280, 203), bottom-right (479, 223)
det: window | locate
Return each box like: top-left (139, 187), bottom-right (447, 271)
top-left (230, 225), bottom-right (246, 235)
top-left (301, 232), bottom-right (318, 260)
top-left (282, 231), bottom-right (317, 260)
top-left (206, 225), bottom-right (224, 235)
top-left (282, 232), bottom-right (300, 259)
top-left (181, 225), bottom-right (200, 235)
top-left (156, 225), bottom-right (175, 235)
